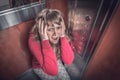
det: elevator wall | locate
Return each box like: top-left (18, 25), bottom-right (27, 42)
top-left (83, 3), bottom-right (120, 80)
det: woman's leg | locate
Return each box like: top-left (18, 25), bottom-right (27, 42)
top-left (57, 59), bottom-right (71, 80)
top-left (33, 59), bottom-right (71, 80)
top-left (33, 68), bottom-right (57, 80)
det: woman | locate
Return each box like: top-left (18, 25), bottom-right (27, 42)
top-left (28, 9), bottom-right (74, 80)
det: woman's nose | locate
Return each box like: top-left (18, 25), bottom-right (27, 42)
top-left (53, 29), bottom-right (58, 36)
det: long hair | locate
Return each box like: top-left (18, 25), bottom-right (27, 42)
top-left (31, 9), bottom-right (64, 41)
top-left (30, 9), bottom-right (64, 59)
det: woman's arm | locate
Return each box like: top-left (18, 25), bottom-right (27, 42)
top-left (60, 36), bottom-right (74, 65)
top-left (28, 33), bottom-right (58, 75)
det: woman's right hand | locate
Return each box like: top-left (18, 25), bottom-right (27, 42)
top-left (61, 18), bottom-right (66, 37)
top-left (38, 18), bottom-right (48, 40)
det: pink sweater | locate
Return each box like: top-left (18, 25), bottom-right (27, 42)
top-left (28, 33), bottom-right (74, 76)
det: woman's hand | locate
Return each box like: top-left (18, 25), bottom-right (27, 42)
top-left (38, 18), bottom-right (48, 40)
top-left (61, 18), bottom-right (66, 37)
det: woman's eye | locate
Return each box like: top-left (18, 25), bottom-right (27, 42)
top-left (47, 28), bottom-right (53, 31)
top-left (57, 27), bottom-right (62, 30)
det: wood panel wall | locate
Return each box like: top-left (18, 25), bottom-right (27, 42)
top-left (0, 20), bottom-right (35, 80)
top-left (83, 3), bottom-right (120, 80)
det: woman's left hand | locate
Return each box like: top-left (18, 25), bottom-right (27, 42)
top-left (61, 18), bottom-right (66, 37)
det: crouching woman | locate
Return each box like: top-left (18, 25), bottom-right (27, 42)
top-left (28, 9), bottom-right (74, 80)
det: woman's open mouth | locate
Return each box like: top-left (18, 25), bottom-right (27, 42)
top-left (53, 37), bottom-right (58, 41)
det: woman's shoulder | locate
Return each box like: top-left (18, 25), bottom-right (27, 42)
top-left (29, 32), bottom-right (34, 39)
top-left (29, 32), bottom-right (40, 43)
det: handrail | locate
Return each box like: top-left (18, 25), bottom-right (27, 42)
top-left (0, 2), bottom-right (45, 30)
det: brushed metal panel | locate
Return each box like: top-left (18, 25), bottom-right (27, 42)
top-left (0, 2), bottom-right (45, 30)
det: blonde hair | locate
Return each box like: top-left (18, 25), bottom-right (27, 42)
top-left (31, 9), bottom-right (64, 41)
top-left (31, 9), bottom-right (65, 59)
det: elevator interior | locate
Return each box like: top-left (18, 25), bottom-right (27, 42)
top-left (0, 0), bottom-right (119, 80)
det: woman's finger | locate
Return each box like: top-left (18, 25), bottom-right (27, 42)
top-left (61, 18), bottom-right (66, 30)
top-left (44, 24), bottom-right (47, 35)
top-left (61, 18), bottom-right (66, 36)
top-left (41, 19), bottom-right (44, 34)
top-left (38, 18), bottom-right (42, 33)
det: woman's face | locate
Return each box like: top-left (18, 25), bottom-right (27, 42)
top-left (47, 22), bottom-right (62, 44)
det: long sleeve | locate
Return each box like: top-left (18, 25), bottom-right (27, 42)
top-left (60, 36), bottom-right (74, 65)
top-left (28, 33), bottom-right (58, 76)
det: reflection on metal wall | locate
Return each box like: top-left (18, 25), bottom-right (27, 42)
top-left (9, 0), bottom-right (31, 8)
top-left (68, 0), bottom-right (98, 56)
top-left (0, 1), bottom-right (45, 30)
top-left (67, 1), bottom-right (100, 80)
